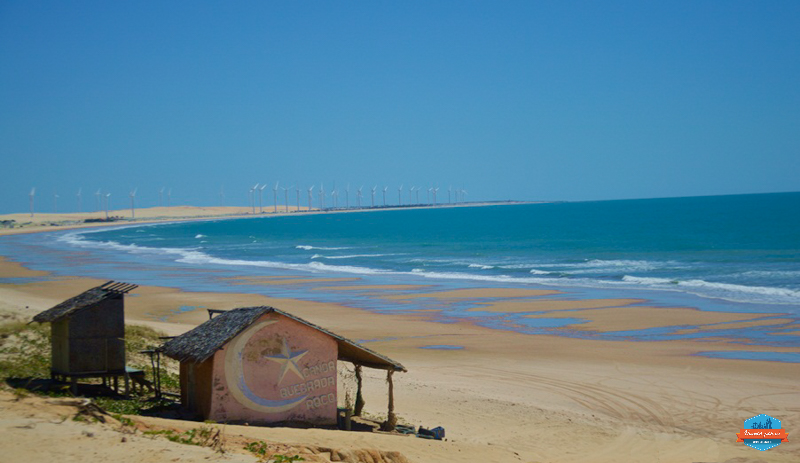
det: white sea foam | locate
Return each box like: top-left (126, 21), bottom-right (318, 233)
top-left (499, 264), bottom-right (541, 269)
top-left (468, 263), bottom-right (495, 270)
top-left (195, 234), bottom-right (207, 239)
top-left (312, 253), bottom-right (396, 260)
top-left (296, 245), bottom-right (353, 251)
top-left (621, 275), bottom-right (800, 302)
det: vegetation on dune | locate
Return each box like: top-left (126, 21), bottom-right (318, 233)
top-left (0, 320), bottom-right (180, 415)
top-left (0, 321), bottom-right (51, 379)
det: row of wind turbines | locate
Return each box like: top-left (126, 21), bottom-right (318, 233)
top-left (25, 183), bottom-right (468, 219)
top-left (27, 187), bottom-right (174, 219)
top-left (242, 182), bottom-right (468, 214)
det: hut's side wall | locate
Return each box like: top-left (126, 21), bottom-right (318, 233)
top-left (206, 312), bottom-right (338, 425)
top-left (65, 297), bottom-right (125, 374)
top-left (51, 319), bottom-right (70, 375)
top-left (180, 359), bottom-right (214, 418)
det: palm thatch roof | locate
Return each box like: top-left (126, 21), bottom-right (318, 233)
top-left (158, 306), bottom-right (406, 372)
top-left (32, 281), bottom-right (138, 323)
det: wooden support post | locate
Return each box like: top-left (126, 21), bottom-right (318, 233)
top-left (381, 370), bottom-right (397, 431)
top-left (354, 364), bottom-right (365, 416)
top-left (157, 351), bottom-right (163, 399)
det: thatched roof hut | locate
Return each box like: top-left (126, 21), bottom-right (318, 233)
top-left (159, 306), bottom-right (405, 427)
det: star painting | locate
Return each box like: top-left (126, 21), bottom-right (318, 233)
top-left (265, 338), bottom-right (307, 384)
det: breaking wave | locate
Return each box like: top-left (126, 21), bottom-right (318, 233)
top-left (56, 228), bottom-right (800, 306)
top-left (296, 245), bottom-right (353, 250)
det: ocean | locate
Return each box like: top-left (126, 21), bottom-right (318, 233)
top-left (2, 192), bottom-right (799, 358)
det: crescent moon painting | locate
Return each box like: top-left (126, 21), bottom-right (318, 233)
top-left (224, 320), bottom-right (309, 414)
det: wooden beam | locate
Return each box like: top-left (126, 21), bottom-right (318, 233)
top-left (381, 370), bottom-right (396, 431)
top-left (354, 364), bottom-right (365, 416)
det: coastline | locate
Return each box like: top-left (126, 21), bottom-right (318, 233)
top-left (1, 205), bottom-right (799, 462)
top-left (0, 201), bottom-right (537, 237)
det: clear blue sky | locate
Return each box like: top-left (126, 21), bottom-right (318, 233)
top-left (1, 1), bottom-right (799, 213)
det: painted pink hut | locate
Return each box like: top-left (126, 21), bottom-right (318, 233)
top-left (159, 306), bottom-right (405, 427)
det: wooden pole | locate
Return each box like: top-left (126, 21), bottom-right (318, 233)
top-left (354, 364), bottom-right (365, 416)
top-left (382, 369), bottom-right (397, 431)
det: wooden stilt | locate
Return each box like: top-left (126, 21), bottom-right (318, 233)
top-left (354, 364), bottom-right (365, 416)
top-left (382, 370), bottom-right (397, 431)
top-left (156, 351), bottom-right (162, 399)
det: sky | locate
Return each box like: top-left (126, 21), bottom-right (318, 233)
top-left (1, 1), bottom-right (799, 213)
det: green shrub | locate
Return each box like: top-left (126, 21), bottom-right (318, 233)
top-left (244, 441), bottom-right (305, 462)
top-left (144, 425), bottom-right (219, 447)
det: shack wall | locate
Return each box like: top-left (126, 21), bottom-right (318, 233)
top-left (50, 296), bottom-right (125, 375)
top-left (205, 312), bottom-right (338, 425)
top-left (180, 359), bottom-right (214, 418)
top-left (51, 319), bottom-right (70, 374)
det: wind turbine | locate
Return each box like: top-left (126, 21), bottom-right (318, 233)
top-left (357, 186), bottom-right (363, 208)
top-left (76, 188), bottom-right (82, 212)
top-left (448, 186), bottom-right (452, 204)
top-left (282, 185), bottom-right (292, 212)
top-left (295, 184), bottom-right (301, 211)
top-left (272, 182), bottom-right (279, 213)
top-left (398, 184), bottom-right (403, 205)
top-left (415, 186), bottom-right (420, 204)
top-left (167, 189), bottom-right (171, 207)
top-left (95, 189), bottom-right (101, 212)
top-left (433, 187), bottom-right (439, 206)
top-left (307, 185), bottom-right (314, 211)
top-left (129, 188), bottom-right (137, 218)
top-left (259, 184), bottom-right (267, 213)
top-left (29, 188), bottom-right (35, 217)
top-left (319, 183), bottom-right (325, 209)
top-left (370, 185), bottom-right (377, 208)
top-left (409, 186), bottom-right (415, 204)
top-left (159, 187), bottom-right (165, 207)
top-left (104, 193), bottom-right (111, 220)
top-left (345, 184), bottom-right (350, 208)
top-left (382, 186), bottom-right (388, 206)
top-left (249, 184), bottom-right (256, 213)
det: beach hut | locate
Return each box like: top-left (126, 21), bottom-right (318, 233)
top-left (158, 306), bottom-right (406, 428)
top-left (32, 281), bottom-right (139, 395)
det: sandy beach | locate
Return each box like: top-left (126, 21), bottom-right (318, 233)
top-left (1, 207), bottom-right (798, 463)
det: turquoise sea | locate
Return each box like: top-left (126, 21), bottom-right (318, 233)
top-left (2, 192), bottom-right (799, 360)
